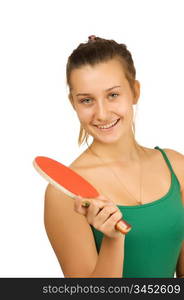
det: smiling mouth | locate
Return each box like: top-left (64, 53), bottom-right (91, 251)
top-left (94, 118), bottom-right (120, 130)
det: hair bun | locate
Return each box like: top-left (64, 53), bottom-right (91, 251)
top-left (88, 35), bottom-right (97, 42)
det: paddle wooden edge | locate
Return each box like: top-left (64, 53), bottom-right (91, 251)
top-left (33, 158), bottom-right (76, 199)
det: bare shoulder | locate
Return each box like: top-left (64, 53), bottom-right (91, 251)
top-left (163, 147), bottom-right (184, 190)
top-left (163, 148), bottom-right (184, 171)
top-left (163, 147), bottom-right (184, 161)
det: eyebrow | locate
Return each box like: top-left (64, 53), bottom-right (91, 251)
top-left (76, 85), bottom-right (121, 97)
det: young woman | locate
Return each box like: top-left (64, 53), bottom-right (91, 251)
top-left (44, 35), bottom-right (184, 278)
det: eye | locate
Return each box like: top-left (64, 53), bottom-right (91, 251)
top-left (80, 98), bottom-right (92, 104)
top-left (109, 93), bottom-right (119, 98)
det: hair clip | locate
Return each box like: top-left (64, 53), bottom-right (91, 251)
top-left (88, 35), bottom-right (97, 42)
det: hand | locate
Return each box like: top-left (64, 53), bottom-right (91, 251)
top-left (74, 194), bottom-right (126, 239)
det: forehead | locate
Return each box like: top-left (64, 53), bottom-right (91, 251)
top-left (70, 59), bottom-right (127, 92)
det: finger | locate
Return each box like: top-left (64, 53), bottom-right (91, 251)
top-left (95, 205), bottom-right (119, 225)
top-left (96, 194), bottom-right (115, 205)
top-left (73, 196), bottom-right (101, 215)
top-left (96, 194), bottom-right (108, 201)
top-left (73, 195), bottom-right (89, 208)
top-left (103, 210), bottom-right (123, 228)
top-left (81, 198), bottom-right (112, 208)
top-left (81, 200), bottom-right (91, 207)
top-left (74, 195), bottom-right (92, 207)
top-left (74, 195), bottom-right (111, 209)
top-left (74, 196), bottom-right (114, 219)
top-left (73, 196), bottom-right (89, 216)
top-left (86, 202), bottom-right (117, 226)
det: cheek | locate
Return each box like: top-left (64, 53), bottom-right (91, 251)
top-left (113, 101), bottom-right (130, 116)
top-left (75, 107), bottom-right (93, 124)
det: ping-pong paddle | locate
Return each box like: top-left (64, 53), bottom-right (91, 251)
top-left (33, 156), bottom-right (132, 234)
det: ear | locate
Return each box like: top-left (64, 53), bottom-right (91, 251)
top-left (132, 80), bottom-right (140, 105)
top-left (68, 93), bottom-right (76, 110)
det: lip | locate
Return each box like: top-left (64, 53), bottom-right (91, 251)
top-left (94, 118), bottom-right (120, 131)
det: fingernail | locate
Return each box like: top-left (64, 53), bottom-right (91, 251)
top-left (81, 201), bottom-right (90, 207)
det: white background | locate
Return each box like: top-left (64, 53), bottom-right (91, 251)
top-left (0, 0), bottom-right (183, 277)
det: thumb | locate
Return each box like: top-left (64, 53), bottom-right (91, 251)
top-left (96, 194), bottom-right (115, 205)
top-left (96, 194), bottom-right (107, 200)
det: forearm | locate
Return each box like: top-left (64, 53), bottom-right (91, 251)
top-left (89, 234), bottom-right (125, 278)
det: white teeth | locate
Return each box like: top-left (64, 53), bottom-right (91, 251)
top-left (97, 119), bottom-right (118, 129)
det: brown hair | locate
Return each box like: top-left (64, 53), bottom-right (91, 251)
top-left (66, 35), bottom-right (137, 146)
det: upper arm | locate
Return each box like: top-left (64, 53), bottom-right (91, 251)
top-left (44, 183), bottom-right (98, 277)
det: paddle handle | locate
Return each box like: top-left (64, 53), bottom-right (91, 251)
top-left (115, 219), bottom-right (132, 234)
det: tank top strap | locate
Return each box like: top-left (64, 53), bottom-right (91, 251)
top-left (154, 146), bottom-right (175, 175)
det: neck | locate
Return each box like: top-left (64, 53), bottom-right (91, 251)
top-left (88, 132), bottom-right (143, 164)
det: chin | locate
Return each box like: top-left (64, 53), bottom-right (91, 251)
top-left (93, 133), bottom-right (123, 145)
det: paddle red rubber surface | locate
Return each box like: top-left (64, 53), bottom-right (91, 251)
top-left (34, 156), bottom-right (99, 198)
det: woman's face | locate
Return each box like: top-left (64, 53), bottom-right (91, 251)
top-left (69, 58), bottom-right (140, 144)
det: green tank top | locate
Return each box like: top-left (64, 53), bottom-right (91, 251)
top-left (90, 146), bottom-right (184, 278)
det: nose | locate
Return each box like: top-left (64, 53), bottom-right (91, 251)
top-left (95, 100), bottom-right (110, 121)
